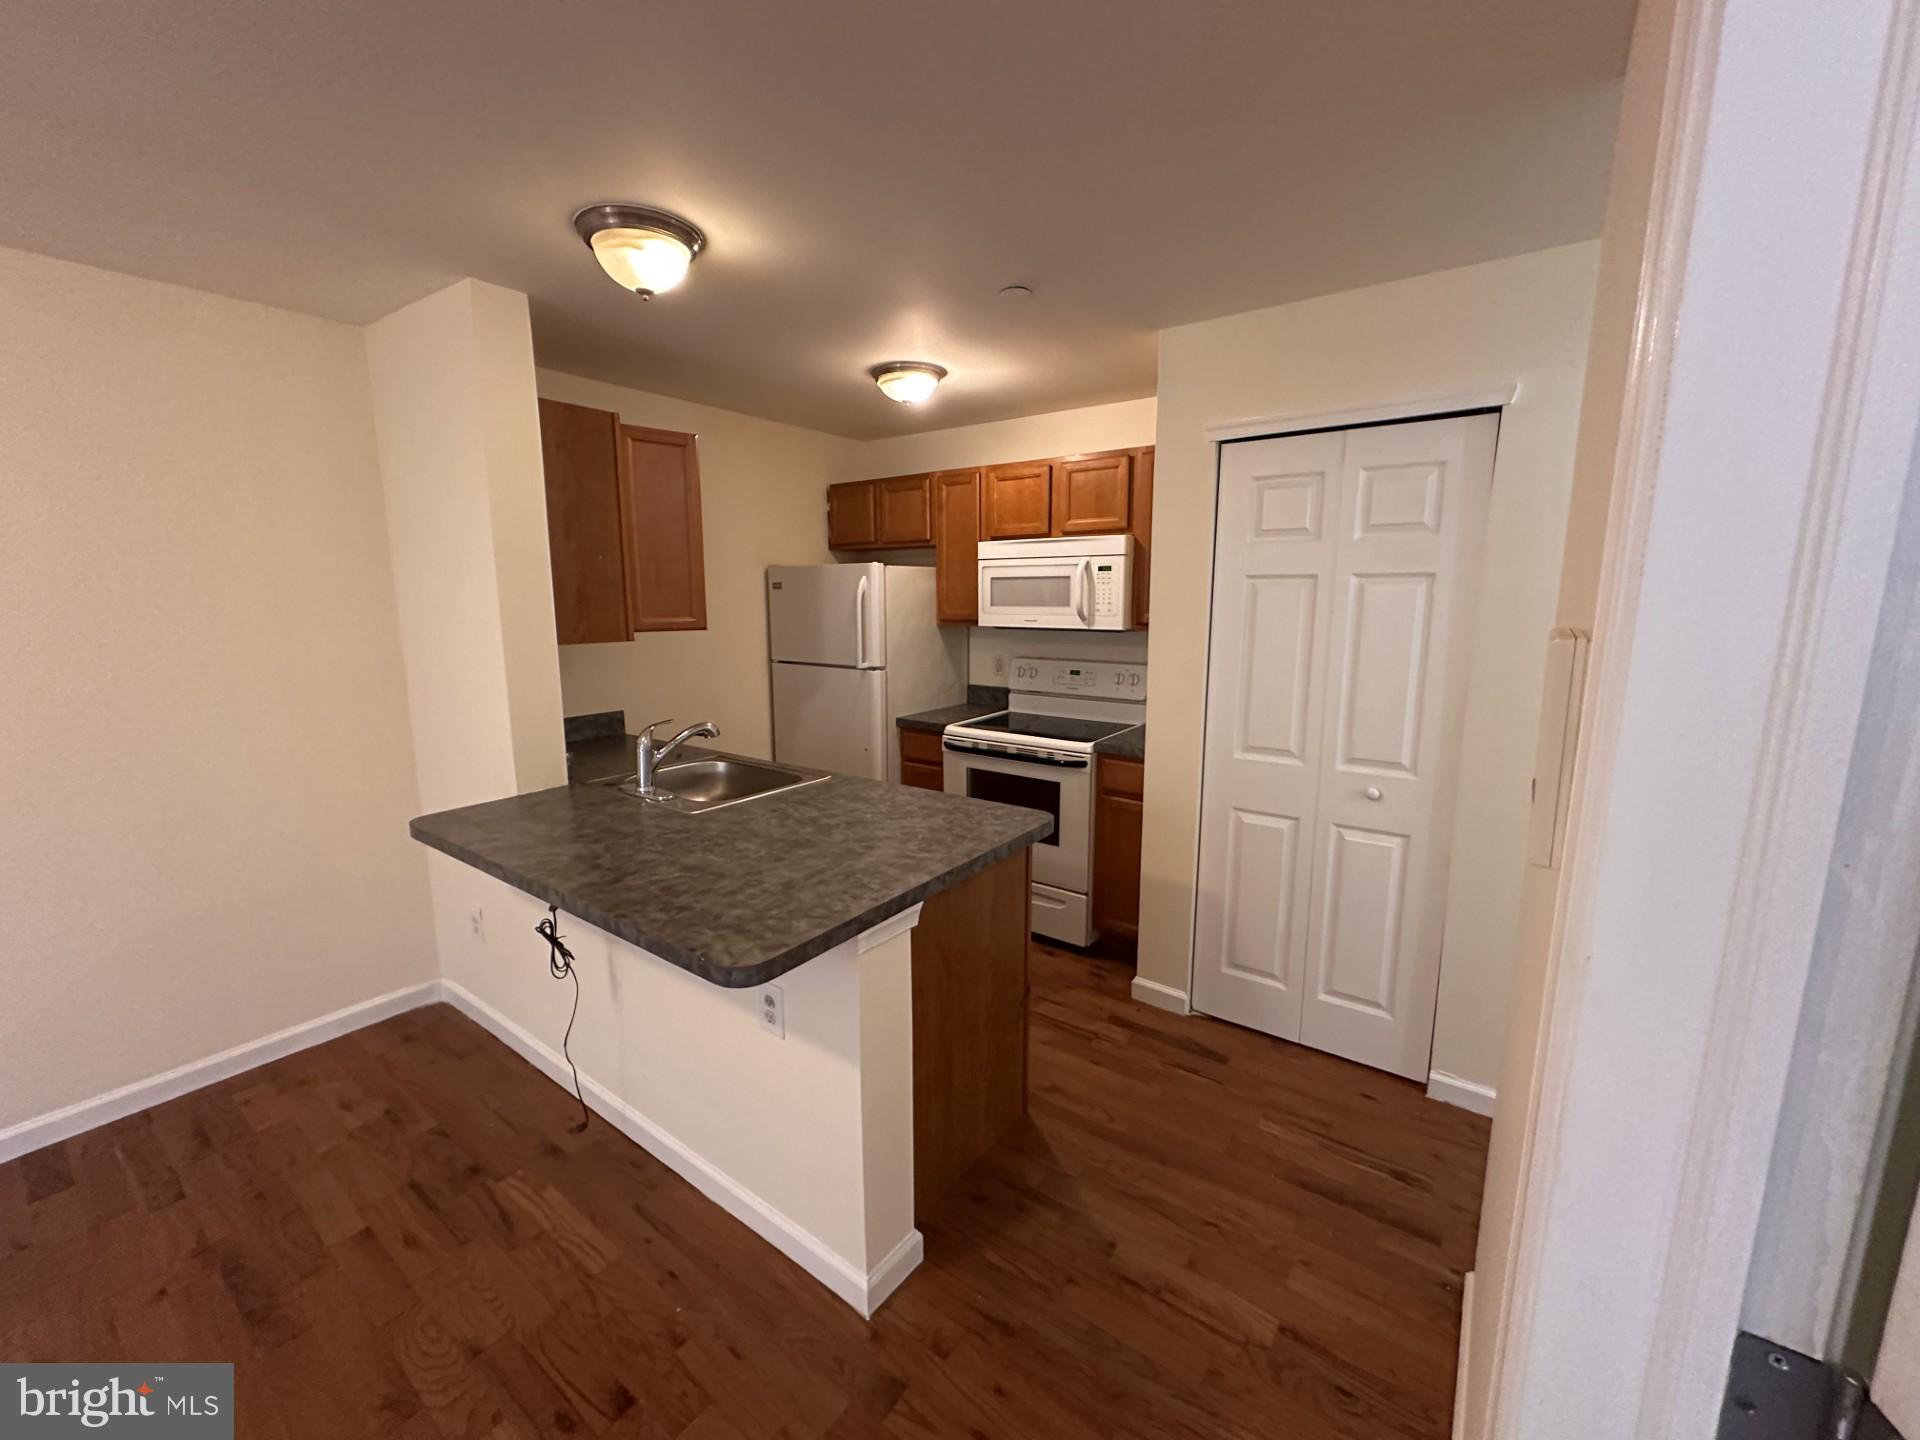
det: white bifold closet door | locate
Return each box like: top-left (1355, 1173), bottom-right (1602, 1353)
top-left (1192, 413), bottom-right (1496, 1080)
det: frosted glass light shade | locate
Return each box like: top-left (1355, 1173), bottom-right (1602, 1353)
top-left (589, 227), bottom-right (693, 295)
top-left (572, 204), bottom-right (706, 298)
top-left (871, 362), bottom-right (947, 404)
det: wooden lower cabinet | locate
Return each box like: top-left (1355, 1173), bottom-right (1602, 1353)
top-left (1092, 755), bottom-right (1145, 941)
top-left (910, 849), bottom-right (1030, 1218)
top-left (899, 728), bottom-right (945, 790)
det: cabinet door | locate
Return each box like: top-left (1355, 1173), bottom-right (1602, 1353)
top-left (933, 468), bottom-right (982, 623)
top-left (618, 425), bottom-right (707, 631)
top-left (982, 462), bottom-right (1053, 538)
top-left (900, 729), bottom-right (947, 790)
top-left (1052, 452), bottom-right (1133, 534)
top-left (1093, 756), bottom-right (1145, 940)
top-left (876, 474), bottom-right (934, 546)
top-left (828, 481), bottom-right (878, 548)
top-left (539, 398), bottom-right (630, 645)
top-left (1130, 447), bottom-right (1154, 627)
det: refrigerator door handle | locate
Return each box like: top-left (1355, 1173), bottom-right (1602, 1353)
top-left (855, 575), bottom-right (870, 667)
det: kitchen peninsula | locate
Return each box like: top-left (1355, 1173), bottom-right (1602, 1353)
top-left (409, 749), bottom-right (1048, 1316)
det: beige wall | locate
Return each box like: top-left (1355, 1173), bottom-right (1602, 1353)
top-left (366, 282), bottom-right (567, 813)
top-left (843, 397), bottom-right (1158, 686)
top-left (841, 396), bottom-right (1156, 479)
top-left (538, 370), bottom-right (847, 759)
top-left (1141, 242), bottom-right (1601, 1093)
top-left (0, 246), bottom-right (434, 1134)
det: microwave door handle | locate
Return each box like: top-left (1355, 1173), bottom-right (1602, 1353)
top-left (1075, 559), bottom-right (1093, 625)
top-left (856, 575), bottom-right (869, 666)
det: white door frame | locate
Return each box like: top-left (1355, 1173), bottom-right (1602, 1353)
top-left (1478, 0), bottom-right (1920, 1435)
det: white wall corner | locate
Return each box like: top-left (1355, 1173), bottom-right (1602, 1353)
top-left (1131, 976), bottom-right (1191, 1015)
top-left (1428, 1071), bottom-right (1498, 1117)
top-left (862, 1229), bottom-right (926, 1318)
top-left (855, 903), bottom-right (923, 953)
top-left (0, 981), bottom-right (445, 1166)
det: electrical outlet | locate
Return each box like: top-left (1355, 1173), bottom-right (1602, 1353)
top-left (990, 652), bottom-right (1007, 679)
top-left (469, 908), bottom-right (485, 941)
top-left (759, 984), bottom-right (785, 1039)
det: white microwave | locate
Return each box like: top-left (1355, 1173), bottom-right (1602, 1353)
top-left (977, 534), bottom-right (1135, 630)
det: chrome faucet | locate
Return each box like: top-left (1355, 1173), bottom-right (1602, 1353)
top-left (635, 719), bottom-right (720, 798)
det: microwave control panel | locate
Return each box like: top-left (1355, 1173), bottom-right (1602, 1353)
top-left (1091, 562), bottom-right (1123, 620)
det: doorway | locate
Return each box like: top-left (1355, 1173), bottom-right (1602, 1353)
top-left (1192, 411), bottom-right (1497, 1079)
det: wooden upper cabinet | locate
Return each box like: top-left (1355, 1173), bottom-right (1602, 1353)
top-left (875, 474), bottom-right (934, 546)
top-left (933, 468), bottom-right (983, 624)
top-left (827, 481), bottom-right (878, 548)
top-left (982, 462), bottom-right (1053, 538)
top-left (1052, 452), bottom-right (1133, 534)
top-left (618, 425), bottom-right (707, 632)
top-left (1130, 446), bottom-right (1154, 628)
top-left (539, 398), bottom-right (631, 645)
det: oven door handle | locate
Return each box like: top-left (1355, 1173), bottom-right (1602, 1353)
top-left (943, 739), bottom-right (1090, 769)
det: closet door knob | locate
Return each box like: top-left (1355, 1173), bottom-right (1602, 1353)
top-left (1364, 786), bottom-right (1383, 801)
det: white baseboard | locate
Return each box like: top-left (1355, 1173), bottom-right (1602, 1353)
top-left (864, 1228), bottom-right (926, 1315)
top-left (1454, 1269), bottom-right (1476, 1439)
top-left (440, 979), bottom-right (920, 1319)
top-left (0, 979), bottom-right (443, 1166)
top-left (1427, 1070), bottom-right (1498, 1117)
top-left (1130, 976), bottom-right (1191, 1015)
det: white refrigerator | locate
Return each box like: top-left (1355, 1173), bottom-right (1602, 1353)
top-left (768, 563), bottom-right (967, 782)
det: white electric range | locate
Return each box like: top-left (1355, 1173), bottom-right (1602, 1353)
top-left (943, 657), bottom-right (1146, 945)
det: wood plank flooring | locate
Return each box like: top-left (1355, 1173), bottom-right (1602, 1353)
top-left (0, 944), bottom-right (1489, 1439)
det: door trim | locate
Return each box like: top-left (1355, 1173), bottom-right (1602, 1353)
top-left (1204, 387), bottom-right (1519, 444)
top-left (1478, 0), bottom-right (1920, 1433)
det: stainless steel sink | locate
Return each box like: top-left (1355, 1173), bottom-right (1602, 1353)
top-left (591, 751), bottom-right (829, 813)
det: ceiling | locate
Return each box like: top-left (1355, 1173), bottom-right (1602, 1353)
top-left (0, 0), bottom-right (1634, 438)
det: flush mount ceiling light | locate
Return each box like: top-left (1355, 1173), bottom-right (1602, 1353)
top-left (869, 361), bottom-right (948, 405)
top-left (572, 203), bottom-right (706, 298)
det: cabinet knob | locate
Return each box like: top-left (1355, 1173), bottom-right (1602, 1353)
top-left (1364, 786), bottom-right (1383, 801)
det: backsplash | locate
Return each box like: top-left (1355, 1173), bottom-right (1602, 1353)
top-left (564, 709), bottom-right (626, 744)
top-left (966, 627), bottom-right (1149, 688)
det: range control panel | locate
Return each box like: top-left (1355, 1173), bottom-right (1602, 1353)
top-left (1010, 657), bottom-right (1148, 698)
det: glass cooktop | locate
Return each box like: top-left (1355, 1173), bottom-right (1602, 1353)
top-left (951, 711), bottom-right (1139, 744)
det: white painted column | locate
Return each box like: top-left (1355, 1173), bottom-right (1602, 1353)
top-left (364, 279), bottom-right (566, 813)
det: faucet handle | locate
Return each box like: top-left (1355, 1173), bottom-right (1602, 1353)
top-left (639, 718), bottom-right (674, 745)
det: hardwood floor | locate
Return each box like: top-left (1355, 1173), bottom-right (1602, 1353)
top-left (0, 944), bottom-right (1489, 1439)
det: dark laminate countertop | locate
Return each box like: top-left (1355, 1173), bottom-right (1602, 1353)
top-left (1094, 725), bottom-right (1147, 759)
top-left (410, 752), bottom-right (1053, 989)
top-left (896, 701), bottom-right (1001, 734)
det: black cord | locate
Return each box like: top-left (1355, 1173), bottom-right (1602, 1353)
top-left (534, 906), bottom-right (591, 1133)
